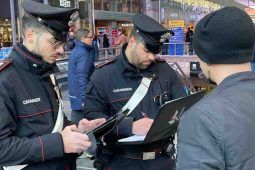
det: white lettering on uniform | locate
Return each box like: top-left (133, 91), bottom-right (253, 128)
top-left (23, 98), bottom-right (41, 105)
top-left (113, 88), bottom-right (132, 93)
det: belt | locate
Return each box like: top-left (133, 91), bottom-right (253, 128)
top-left (114, 148), bottom-right (163, 160)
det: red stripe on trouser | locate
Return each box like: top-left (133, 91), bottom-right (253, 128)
top-left (65, 164), bottom-right (70, 170)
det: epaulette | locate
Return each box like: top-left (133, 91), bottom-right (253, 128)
top-left (155, 57), bottom-right (166, 62)
top-left (0, 58), bottom-right (12, 72)
top-left (96, 57), bottom-right (117, 69)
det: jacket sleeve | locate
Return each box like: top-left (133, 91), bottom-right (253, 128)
top-left (84, 81), bottom-right (133, 138)
top-left (0, 83), bottom-right (64, 166)
top-left (176, 106), bottom-right (225, 170)
top-left (75, 51), bottom-right (93, 108)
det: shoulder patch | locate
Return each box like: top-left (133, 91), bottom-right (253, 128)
top-left (155, 57), bottom-right (166, 63)
top-left (96, 57), bottom-right (117, 69)
top-left (0, 58), bottom-right (12, 72)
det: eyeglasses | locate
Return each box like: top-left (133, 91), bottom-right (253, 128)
top-left (85, 34), bottom-right (94, 39)
top-left (44, 36), bottom-right (66, 49)
top-left (34, 30), bottom-right (65, 49)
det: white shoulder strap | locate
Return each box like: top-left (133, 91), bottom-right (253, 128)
top-left (50, 74), bottom-right (64, 133)
top-left (122, 77), bottom-right (152, 116)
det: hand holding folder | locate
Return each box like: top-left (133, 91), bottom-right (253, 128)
top-left (117, 90), bottom-right (206, 145)
top-left (85, 109), bottom-right (130, 154)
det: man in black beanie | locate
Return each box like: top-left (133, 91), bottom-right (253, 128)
top-left (176, 7), bottom-right (255, 169)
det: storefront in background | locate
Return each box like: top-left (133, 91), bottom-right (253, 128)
top-left (0, 18), bottom-right (12, 48)
top-left (0, 0), bottom-right (19, 48)
top-left (95, 20), bottom-right (132, 47)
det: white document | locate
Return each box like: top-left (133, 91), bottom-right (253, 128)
top-left (118, 135), bottom-right (146, 142)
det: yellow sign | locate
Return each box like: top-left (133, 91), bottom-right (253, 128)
top-left (169, 20), bottom-right (185, 28)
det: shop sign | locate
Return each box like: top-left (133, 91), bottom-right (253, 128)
top-left (168, 20), bottom-right (185, 28)
top-left (60, 0), bottom-right (71, 7)
top-left (121, 23), bottom-right (133, 27)
top-left (48, 0), bottom-right (75, 8)
top-left (168, 20), bottom-right (185, 55)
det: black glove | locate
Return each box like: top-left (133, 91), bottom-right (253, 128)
top-left (93, 146), bottom-right (112, 170)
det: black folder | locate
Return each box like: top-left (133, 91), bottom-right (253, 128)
top-left (143, 90), bottom-right (205, 143)
top-left (88, 109), bottom-right (129, 139)
top-left (117, 90), bottom-right (206, 145)
top-left (88, 90), bottom-right (205, 148)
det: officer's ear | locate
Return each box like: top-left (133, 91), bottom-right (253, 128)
top-left (23, 28), bottom-right (35, 44)
top-left (128, 36), bottom-right (136, 46)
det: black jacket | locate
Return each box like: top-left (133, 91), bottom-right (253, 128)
top-left (84, 44), bottom-right (186, 143)
top-left (0, 44), bottom-right (76, 170)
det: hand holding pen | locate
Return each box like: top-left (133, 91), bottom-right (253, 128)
top-left (132, 112), bottom-right (154, 135)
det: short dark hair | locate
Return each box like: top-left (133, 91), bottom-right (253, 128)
top-left (75, 28), bottom-right (90, 41)
top-left (22, 13), bottom-right (48, 36)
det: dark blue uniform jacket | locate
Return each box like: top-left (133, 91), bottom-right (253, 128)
top-left (68, 40), bottom-right (95, 110)
top-left (84, 44), bottom-right (186, 142)
top-left (0, 44), bottom-right (76, 170)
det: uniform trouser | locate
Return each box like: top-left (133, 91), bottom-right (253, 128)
top-left (71, 110), bottom-right (84, 124)
top-left (105, 155), bottom-right (175, 170)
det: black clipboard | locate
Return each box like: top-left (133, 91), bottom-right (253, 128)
top-left (117, 90), bottom-right (205, 145)
top-left (88, 109), bottom-right (129, 139)
top-left (143, 90), bottom-right (205, 143)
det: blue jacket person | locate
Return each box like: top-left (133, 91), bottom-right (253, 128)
top-left (68, 28), bottom-right (95, 124)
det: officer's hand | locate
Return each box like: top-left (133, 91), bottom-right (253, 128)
top-left (61, 125), bottom-right (91, 154)
top-left (78, 118), bottom-right (106, 133)
top-left (132, 118), bottom-right (154, 135)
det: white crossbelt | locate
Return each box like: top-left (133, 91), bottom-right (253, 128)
top-left (123, 77), bottom-right (152, 116)
top-left (86, 77), bottom-right (153, 154)
top-left (3, 74), bottom-right (64, 170)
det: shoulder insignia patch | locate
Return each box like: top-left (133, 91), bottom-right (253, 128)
top-left (96, 57), bottom-right (117, 69)
top-left (155, 57), bottom-right (166, 63)
top-left (0, 58), bottom-right (12, 72)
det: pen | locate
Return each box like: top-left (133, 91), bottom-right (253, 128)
top-left (141, 111), bottom-right (148, 118)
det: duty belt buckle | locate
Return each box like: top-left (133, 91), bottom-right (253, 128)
top-left (142, 152), bottom-right (155, 160)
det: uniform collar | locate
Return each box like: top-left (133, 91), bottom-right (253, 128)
top-left (117, 44), bottom-right (157, 79)
top-left (12, 43), bottom-right (59, 77)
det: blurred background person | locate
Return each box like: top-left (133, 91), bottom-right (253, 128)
top-left (185, 27), bottom-right (194, 55)
top-left (65, 11), bottom-right (81, 51)
top-left (114, 27), bottom-right (127, 55)
top-left (68, 28), bottom-right (95, 124)
top-left (103, 34), bottom-right (111, 55)
top-left (92, 35), bottom-right (100, 62)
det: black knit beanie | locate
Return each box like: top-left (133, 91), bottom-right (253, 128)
top-left (193, 7), bottom-right (255, 64)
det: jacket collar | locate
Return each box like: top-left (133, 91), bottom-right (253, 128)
top-left (74, 39), bottom-right (93, 50)
top-left (117, 44), bottom-right (157, 79)
top-left (11, 43), bottom-right (59, 77)
top-left (216, 71), bottom-right (255, 91)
